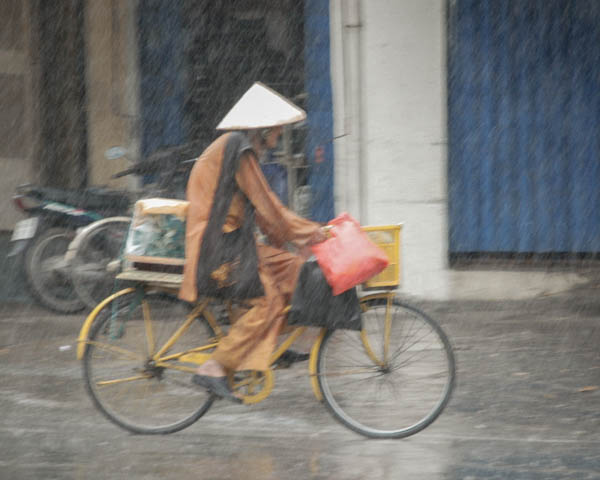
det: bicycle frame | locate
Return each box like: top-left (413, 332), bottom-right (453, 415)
top-left (76, 285), bottom-right (396, 404)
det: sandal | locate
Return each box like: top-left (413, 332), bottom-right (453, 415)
top-left (192, 374), bottom-right (243, 404)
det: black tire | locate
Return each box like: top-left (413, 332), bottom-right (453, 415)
top-left (317, 298), bottom-right (455, 439)
top-left (82, 290), bottom-right (217, 434)
top-left (70, 218), bottom-right (130, 310)
top-left (24, 227), bottom-right (85, 313)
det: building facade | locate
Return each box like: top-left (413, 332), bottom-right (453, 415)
top-left (1, 0), bottom-right (597, 301)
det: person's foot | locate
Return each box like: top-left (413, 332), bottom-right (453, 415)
top-left (191, 374), bottom-right (242, 404)
top-left (192, 359), bottom-right (242, 403)
top-left (195, 358), bottom-right (226, 377)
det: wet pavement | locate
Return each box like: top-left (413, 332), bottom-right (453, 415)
top-left (1, 272), bottom-right (599, 479)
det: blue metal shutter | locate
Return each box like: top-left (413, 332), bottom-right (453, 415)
top-left (448, 0), bottom-right (600, 253)
top-left (305, 0), bottom-right (335, 222)
top-left (138, 1), bottom-right (186, 159)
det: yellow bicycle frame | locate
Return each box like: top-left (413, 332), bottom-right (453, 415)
top-left (77, 287), bottom-right (395, 403)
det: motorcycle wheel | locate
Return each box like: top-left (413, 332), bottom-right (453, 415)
top-left (24, 227), bottom-right (85, 313)
top-left (70, 217), bottom-right (130, 310)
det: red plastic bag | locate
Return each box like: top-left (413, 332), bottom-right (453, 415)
top-left (311, 213), bottom-right (389, 295)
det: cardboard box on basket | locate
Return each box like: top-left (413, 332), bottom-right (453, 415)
top-left (125, 198), bottom-right (189, 269)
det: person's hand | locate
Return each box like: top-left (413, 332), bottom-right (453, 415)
top-left (308, 227), bottom-right (328, 246)
top-left (299, 226), bottom-right (329, 258)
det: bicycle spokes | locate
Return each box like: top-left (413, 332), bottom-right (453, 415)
top-left (317, 298), bottom-right (455, 439)
top-left (82, 290), bottom-right (217, 434)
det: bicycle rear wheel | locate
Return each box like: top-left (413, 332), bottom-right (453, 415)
top-left (317, 297), bottom-right (455, 439)
top-left (82, 289), bottom-right (217, 434)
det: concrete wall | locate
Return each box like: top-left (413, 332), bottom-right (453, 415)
top-left (330, 0), bottom-right (449, 298)
top-left (0, 0), bottom-right (37, 230)
top-left (84, 0), bottom-right (141, 190)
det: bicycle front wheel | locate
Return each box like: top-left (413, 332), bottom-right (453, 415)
top-left (317, 297), bottom-right (455, 439)
top-left (82, 289), bottom-right (217, 434)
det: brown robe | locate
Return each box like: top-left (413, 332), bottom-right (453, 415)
top-left (179, 133), bottom-right (321, 371)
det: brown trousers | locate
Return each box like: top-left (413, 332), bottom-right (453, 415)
top-left (212, 243), bottom-right (304, 372)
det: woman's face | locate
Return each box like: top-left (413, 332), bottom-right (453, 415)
top-left (264, 126), bottom-right (282, 149)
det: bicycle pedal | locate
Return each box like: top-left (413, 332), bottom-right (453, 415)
top-left (272, 350), bottom-right (310, 369)
top-left (273, 359), bottom-right (293, 370)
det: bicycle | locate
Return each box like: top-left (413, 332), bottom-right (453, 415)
top-left (76, 233), bottom-right (455, 439)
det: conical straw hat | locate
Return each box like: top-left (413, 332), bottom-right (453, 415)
top-left (216, 82), bottom-right (306, 130)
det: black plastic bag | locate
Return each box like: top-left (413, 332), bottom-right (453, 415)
top-left (288, 258), bottom-right (362, 331)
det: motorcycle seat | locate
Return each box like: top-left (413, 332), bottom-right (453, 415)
top-left (26, 186), bottom-right (132, 214)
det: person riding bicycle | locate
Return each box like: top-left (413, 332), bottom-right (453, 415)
top-left (179, 82), bottom-right (326, 402)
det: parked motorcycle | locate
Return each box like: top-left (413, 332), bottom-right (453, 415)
top-left (8, 184), bottom-right (131, 312)
top-left (66, 144), bottom-right (198, 309)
